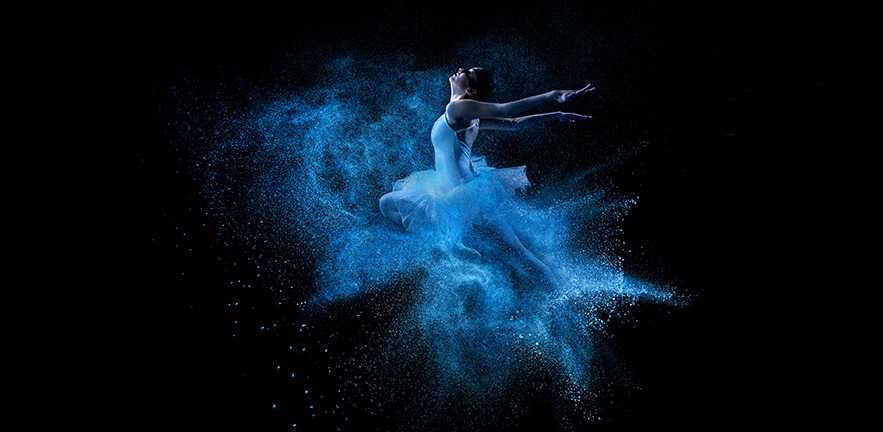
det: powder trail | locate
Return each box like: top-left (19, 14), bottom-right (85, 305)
top-left (174, 44), bottom-right (687, 430)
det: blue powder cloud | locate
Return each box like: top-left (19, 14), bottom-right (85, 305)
top-left (173, 38), bottom-right (687, 429)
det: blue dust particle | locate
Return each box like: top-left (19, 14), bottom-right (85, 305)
top-left (181, 43), bottom-right (687, 429)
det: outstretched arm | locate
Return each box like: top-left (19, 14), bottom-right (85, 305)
top-left (480, 111), bottom-right (591, 131)
top-left (447, 84), bottom-right (595, 124)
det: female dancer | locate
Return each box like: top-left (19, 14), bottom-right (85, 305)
top-left (380, 67), bottom-right (594, 289)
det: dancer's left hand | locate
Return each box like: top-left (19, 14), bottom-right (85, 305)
top-left (557, 112), bottom-right (592, 123)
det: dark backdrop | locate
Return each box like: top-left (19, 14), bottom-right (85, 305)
top-left (128, 2), bottom-right (860, 430)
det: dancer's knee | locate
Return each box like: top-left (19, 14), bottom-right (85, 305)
top-left (379, 194), bottom-right (399, 222)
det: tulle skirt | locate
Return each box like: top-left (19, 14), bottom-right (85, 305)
top-left (387, 156), bottom-right (530, 241)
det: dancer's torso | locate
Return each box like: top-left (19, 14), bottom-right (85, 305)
top-left (431, 113), bottom-right (479, 189)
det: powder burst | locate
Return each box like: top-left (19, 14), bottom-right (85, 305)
top-left (169, 40), bottom-right (687, 430)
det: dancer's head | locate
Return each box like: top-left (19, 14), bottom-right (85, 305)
top-left (449, 67), bottom-right (494, 101)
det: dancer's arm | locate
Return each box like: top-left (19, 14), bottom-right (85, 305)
top-left (479, 112), bottom-right (591, 131)
top-left (447, 84), bottom-right (595, 124)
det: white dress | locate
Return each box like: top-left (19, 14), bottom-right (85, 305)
top-left (383, 113), bottom-right (531, 246)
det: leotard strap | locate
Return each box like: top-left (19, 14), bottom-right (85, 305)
top-left (445, 113), bottom-right (478, 133)
top-left (453, 122), bottom-right (477, 133)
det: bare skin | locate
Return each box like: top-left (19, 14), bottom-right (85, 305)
top-left (381, 67), bottom-right (595, 290)
top-left (445, 67), bottom-right (594, 133)
top-left (443, 68), bottom-right (594, 289)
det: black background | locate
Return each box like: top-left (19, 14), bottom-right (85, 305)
top-left (128, 2), bottom-right (861, 430)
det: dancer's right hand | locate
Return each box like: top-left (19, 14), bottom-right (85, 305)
top-left (554, 84), bottom-right (595, 103)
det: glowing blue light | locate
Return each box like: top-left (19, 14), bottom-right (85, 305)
top-left (183, 44), bottom-right (686, 429)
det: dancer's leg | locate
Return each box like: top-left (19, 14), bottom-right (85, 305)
top-left (379, 192), bottom-right (402, 224)
top-left (485, 219), bottom-right (557, 290)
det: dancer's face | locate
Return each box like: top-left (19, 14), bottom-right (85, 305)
top-left (449, 67), bottom-right (475, 91)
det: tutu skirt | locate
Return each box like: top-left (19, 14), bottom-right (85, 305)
top-left (387, 156), bottom-right (530, 241)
